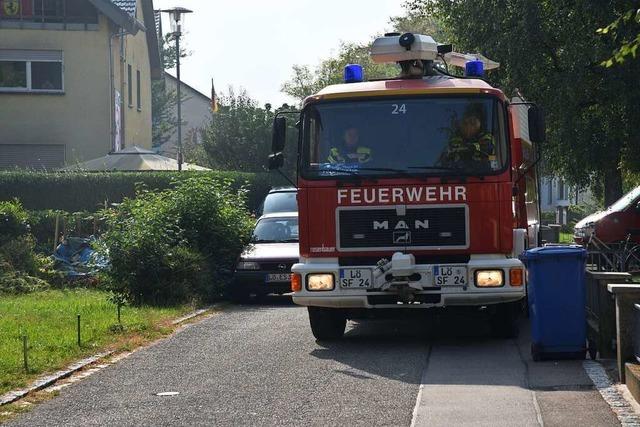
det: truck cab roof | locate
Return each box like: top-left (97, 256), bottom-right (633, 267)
top-left (306, 76), bottom-right (501, 104)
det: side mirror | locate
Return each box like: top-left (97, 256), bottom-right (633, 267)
top-left (528, 105), bottom-right (546, 144)
top-left (268, 152), bottom-right (284, 170)
top-left (271, 117), bottom-right (287, 153)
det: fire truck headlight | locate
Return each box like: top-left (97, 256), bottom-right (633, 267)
top-left (307, 274), bottom-right (335, 291)
top-left (475, 270), bottom-right (504, 287)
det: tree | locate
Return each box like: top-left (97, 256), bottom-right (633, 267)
top-left (281, 16), bottom-right (446, 103)
top-left (282, 42), bottom-right (398, 102)
top-left (201, 88), bottom-right (297, 176)
top-left (598, 7), bottom-right (640, 67)
top-left (407, 0), bottom-right (640, 206)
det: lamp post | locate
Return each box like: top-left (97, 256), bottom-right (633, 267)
top-left (161, 7), bottom-right (192, 171)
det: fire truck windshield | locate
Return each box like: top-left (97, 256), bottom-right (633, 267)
top-left (301, 96), bottom-right (507, 179)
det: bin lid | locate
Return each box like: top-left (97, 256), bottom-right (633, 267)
top-left (520, 245), bottom-right (586, 261)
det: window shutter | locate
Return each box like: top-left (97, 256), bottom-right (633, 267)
top-left (0, 50), bottom-right (62, 61)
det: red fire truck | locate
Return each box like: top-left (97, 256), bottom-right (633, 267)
top-left (269, 33), bottom-right (545, 340)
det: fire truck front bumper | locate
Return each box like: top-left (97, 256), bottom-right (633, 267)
top-left (291, 254), bottom-right (526, 309)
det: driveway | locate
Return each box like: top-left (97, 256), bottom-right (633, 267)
top-left (7, 299), bottom-right (620, 426)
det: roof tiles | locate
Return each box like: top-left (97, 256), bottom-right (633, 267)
top-left (110, 0), bottom-right (136, 15)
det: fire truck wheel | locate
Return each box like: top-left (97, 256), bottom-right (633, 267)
top-left (489, 302), bottom-right (520, 339)
top-left (308, 307), bottom-right (346, 341)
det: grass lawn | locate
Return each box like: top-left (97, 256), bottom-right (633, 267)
top-left (0, 289), bottom-right (193, 396)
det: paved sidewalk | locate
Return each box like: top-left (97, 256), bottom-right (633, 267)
top-left (413, 320), bottom-right (619, 426)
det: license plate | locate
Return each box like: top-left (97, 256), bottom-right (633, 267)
top-left (266, 273), bottom-right (291, 283)
top-left (339, 268), bottom-right (372, 288)
top-left (433, 266), bottom-right (467, 286)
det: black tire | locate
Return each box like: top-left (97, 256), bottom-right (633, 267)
top-left (489, 302), bottom-right (520, 339)
top-left (308, 307), bottom-right (346, 341)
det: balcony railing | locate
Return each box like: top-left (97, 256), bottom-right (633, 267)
top-left (0, 0), bottom-right (99, 27)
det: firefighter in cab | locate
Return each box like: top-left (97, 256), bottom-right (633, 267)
top-left (442, 104), bottom-right (496, 168)
top-left (328, 127), bottom-right (372, 164)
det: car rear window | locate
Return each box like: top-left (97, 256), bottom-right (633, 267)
top-left (262, 191), bottom-right (297, 214)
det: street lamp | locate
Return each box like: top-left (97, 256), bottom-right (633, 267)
top-left (160, 7), bottom-right (192, 171)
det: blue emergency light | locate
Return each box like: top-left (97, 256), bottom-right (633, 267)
top-left (465, 60), bottom-right (484, 77)
top-left (344, 64), bottom-right (364, 83)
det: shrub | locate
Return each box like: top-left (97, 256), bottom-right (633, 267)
top-left (100, 175), bottom-right (254, 305)
top-left (0, 235), bottom-right (39, 275)
top-left (0, 200), bottom-right (53, 293)
top-left (0, 170), bottom-right (279, 213)
top-left (0, 270), bottom-right (49, 294)
top-left (0, 199), bottom-right (30, 240)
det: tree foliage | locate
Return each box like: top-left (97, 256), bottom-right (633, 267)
top-left (598, 7), bottom-right (640, 67)
top-left (201, 88), bottom-right (298, 177)
top-left (282, 43), bottom-right (398, 102)
top-left (407, 0), bottom-right (640, 206)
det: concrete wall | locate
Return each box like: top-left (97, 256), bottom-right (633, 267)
top-left (0, 15), bottom-right (112, 164)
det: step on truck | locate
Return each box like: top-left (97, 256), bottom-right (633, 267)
top-left (268, 33), bottom-right (544, 340)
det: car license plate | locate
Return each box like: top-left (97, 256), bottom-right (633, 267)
top-left (433, 266), bottom-right (467, 286)
top-left (266, 273), bottom-right (291, 283)
top-left (339, 268), bottom-right (372, 288)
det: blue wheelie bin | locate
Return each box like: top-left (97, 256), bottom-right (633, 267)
top-left (520, 245), bottom-right (587, 361)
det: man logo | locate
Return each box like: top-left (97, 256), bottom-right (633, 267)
top-left (393, 231), bottom-right (411, 244)
top-left (373, 220), bottom-right (429, 230)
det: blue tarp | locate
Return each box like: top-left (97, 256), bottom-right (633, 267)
top-left (53, 237), bottom-right (108, 277)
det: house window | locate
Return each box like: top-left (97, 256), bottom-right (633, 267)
top-left (0, 50), bottom-right (63, 92)
top-left (127, 64), bottom-right (132, 107)
top-left (136, 70), bottom-right (141, 110)
top-left (0, 61), bottom-right (27, 88)
top-left (557, 179), bottom-right (565, 200)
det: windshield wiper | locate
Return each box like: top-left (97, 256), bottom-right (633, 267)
top-left (315, 166), bottom-right (379, 184)
top-left (316, 167), bottom-right (359, 176)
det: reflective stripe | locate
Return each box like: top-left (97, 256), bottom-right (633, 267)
top-left (328, 146), bottom-right (372, 163)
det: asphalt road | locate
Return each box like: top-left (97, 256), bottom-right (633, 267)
top-left (8, 298), bottom-right (621, 426)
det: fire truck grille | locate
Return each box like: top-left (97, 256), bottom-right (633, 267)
top-left (337, 206), bottom-right (467, 250)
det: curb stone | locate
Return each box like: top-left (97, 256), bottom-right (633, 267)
top-left (0, 351), bottom-right (112, 406)
top-left (583, 360), bottom-right (640, 426)
top-left (171, 307), bottom-right (213, 325)
top-left (0, 306), bottom-right (214, 407)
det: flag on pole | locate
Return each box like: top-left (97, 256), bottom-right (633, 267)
top-left (211, 79), bottom-right (219, 113)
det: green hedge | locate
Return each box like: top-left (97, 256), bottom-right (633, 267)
top-left (0, 171), bottom-right (284, 213)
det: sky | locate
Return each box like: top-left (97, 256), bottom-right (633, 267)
top-left (154, 0), bottom-right (405, 106)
